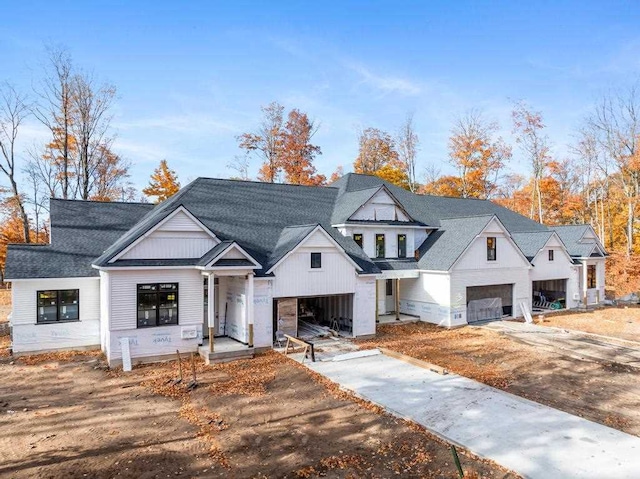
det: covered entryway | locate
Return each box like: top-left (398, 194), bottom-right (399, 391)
top-left (532, 279), bottom-right (568, 311)
top-left (467, 284), bottom-right (513, 323)
top-left (274, 294), bottom-right (354, 339)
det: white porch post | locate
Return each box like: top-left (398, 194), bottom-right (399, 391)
top-left (208, 272), bottom-right (215, 352)
top-left (247, 273), bottom-right (254, 347)
top-left (581, 261), bottom-right (588, 306)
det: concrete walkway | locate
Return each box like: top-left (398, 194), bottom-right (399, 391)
top-left (482, 321), bottom-right (640, 369)
top-left (304, 352), bottom-right (640, 479)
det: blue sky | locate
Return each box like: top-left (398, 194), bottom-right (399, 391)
top-left (2, 1), bottom-right (640, 191)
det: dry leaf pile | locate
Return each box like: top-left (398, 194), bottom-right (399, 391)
top-left (17, 349), bottom-right (102, 365)
top-left (0, 333), bottom-right (10, 358)
top-left (357, 323), bottom-right (515, 389)
top-left (208, 350), bottom-right (286, 397)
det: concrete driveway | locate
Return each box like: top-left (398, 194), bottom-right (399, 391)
top-left (304, 352), bottom-right (640, 479)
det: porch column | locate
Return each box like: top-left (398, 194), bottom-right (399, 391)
top-left (208, 273), bottom-right (215, 352)
top-left (581, 261), bottom-right (588, 306)
top-left (375, 279), bottom-right (379, 323)
top-left (246, 273), bottom-right (254, 347)
top-left (395, 278), bottom-right (400, 321)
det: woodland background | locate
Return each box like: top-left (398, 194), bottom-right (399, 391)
top-left (1, 48), bottom-right (638, 295)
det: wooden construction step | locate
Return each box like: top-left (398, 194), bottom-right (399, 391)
top-left (198, 345), bottom-right (255, 365)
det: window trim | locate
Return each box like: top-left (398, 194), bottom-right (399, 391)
top-left (397, 234), bottom-right (407, 258)
top-left (353, 233), bottom-right (363, 249)
top-left (487, 237), bottom-right (497, 261)
top-left (137, 283), bottom-right (179, 328)
top-left (548, 249), bottom-right (554, 261)
top-left (310, 252), bottom-right (322, 269)
top-left (375, 233), bottom-right (386, 259)
top-left (36, 289), bottom-right (80, 324)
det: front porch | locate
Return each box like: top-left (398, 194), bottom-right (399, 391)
top-left (198, 337), bottom-right (254, 364)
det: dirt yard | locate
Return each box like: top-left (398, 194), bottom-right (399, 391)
top-left (539, 307), bottom-right (640, 342)
top-left (0, 345), bottom-right (515, 479)
top-left (358, 322), bottom-right (640, 437)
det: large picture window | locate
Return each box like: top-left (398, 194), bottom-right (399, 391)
top-left (397, 234), bottom-right (407, 258)
top-left (137, 283), bottom-right (179, 328)
top-left (375, 234), bottom-right (385, 258)
top-left (37, 289), bottom-right (79, 323)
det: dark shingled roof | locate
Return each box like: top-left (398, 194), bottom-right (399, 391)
top-left (511, 232), bottom-right (555, 261)
top-left (5, 199), bottom-right (153, 279)
top-left (372, 258), bottom-right (420, 270)
top-left (7, 173), bottom-right (566, 279)
top-left (551, 225), bottom-right (607, 258)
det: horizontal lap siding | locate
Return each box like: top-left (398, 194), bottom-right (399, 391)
top-left (11, 277), bottom-right (101, 352)
top-left (120, 234), bottom-right (216, 260)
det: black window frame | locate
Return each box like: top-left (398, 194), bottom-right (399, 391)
top-left (36, 289), bottom-right (80, 324)
top-left (397, 234), bottom-right (407, 258)
top-left (375, 234), bottom-right (386, 259)
top-left (353, 233), bottom-right (363, 248)
top-left (487, 237), bottom-right (497, 261)
top-left (310, 252), bottom-right (322, 269)
top-left (587, 265), bottom-right (596, 289)
top-left (137, 283), bottom-right (179, 328)
top-left (549, 249), bottom-right (554, 261)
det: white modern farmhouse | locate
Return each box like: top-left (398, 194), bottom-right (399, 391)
top-left (5, 173), bottom-right (606, 366)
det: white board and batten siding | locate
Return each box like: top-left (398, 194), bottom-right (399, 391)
top-left (530, 236), bottom-right (580, 308)
top-left (11, 277), bottom-right (101, 353)
top-left (106, 269), bottom-right (203, 364)
top-left (271, 230), bottom-right (357, 298)
top-left (350, 188), bottom-right (411, 222)
top-left (119, 210), bottom-right (218, 260)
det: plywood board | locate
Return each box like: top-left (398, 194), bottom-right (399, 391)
top-left (277, 298), bottom-right (298, 337)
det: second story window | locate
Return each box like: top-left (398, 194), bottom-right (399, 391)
top-left (487, 237), bottom-right (497, 261)
top-left (397, 234), bottom-right (407, 258)
top-left (310, 252), bottom-right (322, 269)
top-left (375, 234), bottom-right (385, 258)
top-left (549, 249), bottom-right (554, 261)
top-left (353, 233), bottom-right (363, 248)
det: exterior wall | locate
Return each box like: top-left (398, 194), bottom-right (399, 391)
top-left (350, 188), bottom-right (411, 222)
top-left (253, 279), bottom-right (273, 348)
top-left (343, 227), bottom-right (418, 260)
top-left (530, 242), bottom-right (579, 309)
top-left (271, 231), bottom-right (357, 298)
top-left (10, 277), bottom-right (101, 353)
top-left (106, 269), bottom-right (203, 364)
top-left (398, 272), bottom-right (454, 326)
top-left (353, 276), bottom-right (376, 336)
top-left (579, 258), bottom-right (606, 304)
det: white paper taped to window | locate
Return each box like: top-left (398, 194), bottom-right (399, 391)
top-left (467, 297), bottom-right (503, 322)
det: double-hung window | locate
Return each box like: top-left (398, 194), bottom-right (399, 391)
top-left (37, 289), bottom-right (79, 323)
top-left (137, 283), bottom-right (179, 328)
top-left (486, 237), bottom-right (497, 261)
top-left (353, 233), bottom-right (363, 248)
top-left (375, 234), bottom-right (385, 258)
top-left (397, 234), bottom-right (407, 258)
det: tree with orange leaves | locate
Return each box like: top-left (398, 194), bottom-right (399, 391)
top-left (354, 127), bottom-right (409, 189)
top-left (280, 109), bottom-right (325, 185)
top-left (143, 160), bottom-right (180, 203)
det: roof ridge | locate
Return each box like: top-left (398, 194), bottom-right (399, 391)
top-left (194, 176), bottom-right (340, 189)
top-left (49, 197), bottom-right (152, 206)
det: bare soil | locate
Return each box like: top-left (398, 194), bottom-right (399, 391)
top-left (358, 322), bottom-right (640, 436)
top-left (538, 307), bottom-right (640, 342)
top-left (0, 346), bottom-right (515, 479)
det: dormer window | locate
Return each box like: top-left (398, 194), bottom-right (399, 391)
top-left (375, 234), bottom-right (385, 258)
top-left (397, 234), bottom-right (407, 258)
top-left (487, 237), bottom-right (496, 261)
top-left (549, 249), bottom-right (554, 261)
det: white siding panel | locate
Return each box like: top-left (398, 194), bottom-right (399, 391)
top-left (121, 235), bottom-right (217, 260)
top-left (455, 233), bottom-right (529, 271)
top-left (10, 277), bottom-right (101, 352)
top-left (272, 250), bottom-right (357, 298)
top-left (353, 276), bottom-right (376, 336)
top-left (158, 210), bottom-right (206, 232)
top-left (109, 269), bottom-right (203, 331)
top-left (108, 325), bottom-right (201, 364)
top-left (399, 273), bottom-right (453, 326)
top-left (350, 189), bottom-right (411, 222)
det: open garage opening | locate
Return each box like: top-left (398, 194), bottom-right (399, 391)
top-left (274, 294), bottom-right (354, 341)
top-left (532, 279), bottom-right (568, 311)
top-left (466, 284), bottom-right (514, 323)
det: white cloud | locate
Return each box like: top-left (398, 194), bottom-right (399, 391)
top-left (345, 61), bottom-right (422, 96)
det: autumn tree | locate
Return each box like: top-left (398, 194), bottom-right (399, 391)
top-left (448, 110), bottom-right (511, 199)
top-left (396, 113), bottom-right (420, 192)
top-left (329, 165), bottom-right (344, 184)
top-left (237, 102), bottom-right (285, 183)
top-left (280, 109), bottom-right (325, 185)
top-left (143, 160), bottom-right (180, 202)
top-left (512, 101), bottom-right (553, 223)
top-left (354, 127), bottom-right (409, 189)
top-left (0, 84), bottom-right (31, 243)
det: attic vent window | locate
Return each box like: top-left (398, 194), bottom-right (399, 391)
top-left (487, 237), bottom-right (497, 261)
top-left (549, 250), bottom-right (554, 261)
top-left (310, 252), bottom-right (322, 269)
